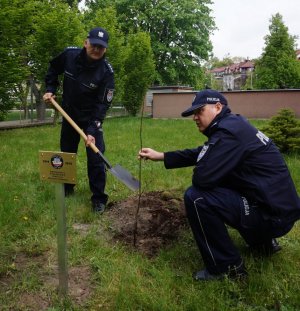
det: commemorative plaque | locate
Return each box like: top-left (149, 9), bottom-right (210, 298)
top-left (39, 151), bottom-right (76, 184)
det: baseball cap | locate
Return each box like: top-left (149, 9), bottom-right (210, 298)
top-left (181, 89), bottom-right (228, 117)
top-left (87, 27), bottom-right (109, 47)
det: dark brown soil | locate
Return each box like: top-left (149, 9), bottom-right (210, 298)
top-left (107, 190), bottom-right (187, 257)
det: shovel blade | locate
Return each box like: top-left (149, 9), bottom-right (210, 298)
top-left (110, 164), bottom-right (140, 191)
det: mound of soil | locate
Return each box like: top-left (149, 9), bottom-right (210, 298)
top-left (107, 191), bottom-right (187, 257)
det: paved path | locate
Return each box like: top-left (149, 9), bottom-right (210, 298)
top-left (0, 118), bottom-right (56, 130)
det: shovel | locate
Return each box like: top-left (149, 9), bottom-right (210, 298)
top-left (50, 98), bottom-right (140, 191)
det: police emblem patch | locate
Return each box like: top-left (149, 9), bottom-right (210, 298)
top-left (51, 155), bottom-right (64, 169)
top-left (106, 89), bottom-right (114, 102)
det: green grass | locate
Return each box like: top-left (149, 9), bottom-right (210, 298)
top-left (0, 117), bottom-right (300, 310)
top-left (3, 109), bottom-right (54, 121)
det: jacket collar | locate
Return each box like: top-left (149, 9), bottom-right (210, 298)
top-left (203, 106), bottom-right (231, 137)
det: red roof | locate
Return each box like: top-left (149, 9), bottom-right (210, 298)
top-left (239, 60), bottom-right (254, 68)
top-left (210, 60), bottom-right (255, 74)
top-left (211, 66), bottom-right (227, 73)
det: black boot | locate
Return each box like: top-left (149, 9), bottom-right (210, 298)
top-left (248, 238), bottom-right (282, 256)
top-left (193, 262), bottom-right (247, 281)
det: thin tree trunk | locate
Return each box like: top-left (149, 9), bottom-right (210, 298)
top-left (31, 78), bottom-right (45, 121)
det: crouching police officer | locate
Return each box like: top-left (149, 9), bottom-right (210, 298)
top-left (139, 89), bottom-right (300, 281)
top-left (43, 27), bottom-right (115, 213)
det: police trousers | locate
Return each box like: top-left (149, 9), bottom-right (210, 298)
top-left (184, 186), bottom-right (294, 274)
top-left (60, 118), bottom-right (107, 204)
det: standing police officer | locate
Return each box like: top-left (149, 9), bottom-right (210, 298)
top-left (139, 89), bottom-right (300, 281)
top-left (43, 27), bottom-right (114, 213)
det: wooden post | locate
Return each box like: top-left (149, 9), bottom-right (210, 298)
top-left (55, 183), bottom-right (68, 297)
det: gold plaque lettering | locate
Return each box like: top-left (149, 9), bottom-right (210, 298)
top-left (39, 151), bottom-right (76, 184)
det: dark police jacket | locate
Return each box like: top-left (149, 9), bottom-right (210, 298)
top-left (164, 107), bottom-right (300, 224)
top-left (45, 47), bottom-right (114, 135)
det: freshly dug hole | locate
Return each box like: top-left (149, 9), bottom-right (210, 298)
top-left (107, 191), bottom-right (187, 257)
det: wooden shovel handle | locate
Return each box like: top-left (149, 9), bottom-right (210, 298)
top-left (50, 97), bottom-right (99, 154)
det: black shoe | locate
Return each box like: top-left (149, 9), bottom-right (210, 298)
top-left (92, 201), bottom-right (106, 213)
top-left (249, 238), bottom-right (282, 256)
top-left (193, 263), bottom-right (247, 281)
top-left (193, 269), bottom-right (223, 281)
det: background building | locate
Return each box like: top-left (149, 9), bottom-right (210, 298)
top-left (210, 60), bottom-right (255, 91)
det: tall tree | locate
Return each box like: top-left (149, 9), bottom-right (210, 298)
top-left (0, 0), bottom-right (14, 120)
top-left (254, 13), bottom-right (300, 89)
top-left (61, 0), bottom-right (81, 8)
top-left (30, 0), bottom-right (84, 120)
top-left (85, 0), bottom-right (215, 88)
top-left (0, 0), bottom-right (33, 119)
top-left (0, 0), bottom-right (84, 120)
top-left (32, 2), bottom-right (84, 73)
top-left (205, 55), bottom-right (235, 70)
top-left (122, 32), bottom-right (155, 116)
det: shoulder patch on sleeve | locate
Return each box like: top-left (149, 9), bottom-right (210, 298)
top-left (104, 59), bottom-right (114, 73)
top-left (197, 145), bottom-right (209, 162)
top-left (104, 88), bottom-right (114, 103)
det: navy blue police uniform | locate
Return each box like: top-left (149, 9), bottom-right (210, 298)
top-left (164, 105), bottom-right (300, 276)
top-left (45, 46), bottom-right (114, 206)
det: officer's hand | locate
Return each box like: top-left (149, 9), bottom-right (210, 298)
top-left (43, 92), bottom-right (55, 103)
top-left (138, 148), bottom-right (164, 161)
top-left (86, 135), bottom-right (95, 147)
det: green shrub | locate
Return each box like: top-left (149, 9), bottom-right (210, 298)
top-left (261, 108), bottom-right (300, 153)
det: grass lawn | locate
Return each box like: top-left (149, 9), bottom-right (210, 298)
top-left (0, 117), bottom-right (299, 310)
top-left (3, 109), bottom-right (54, 121)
